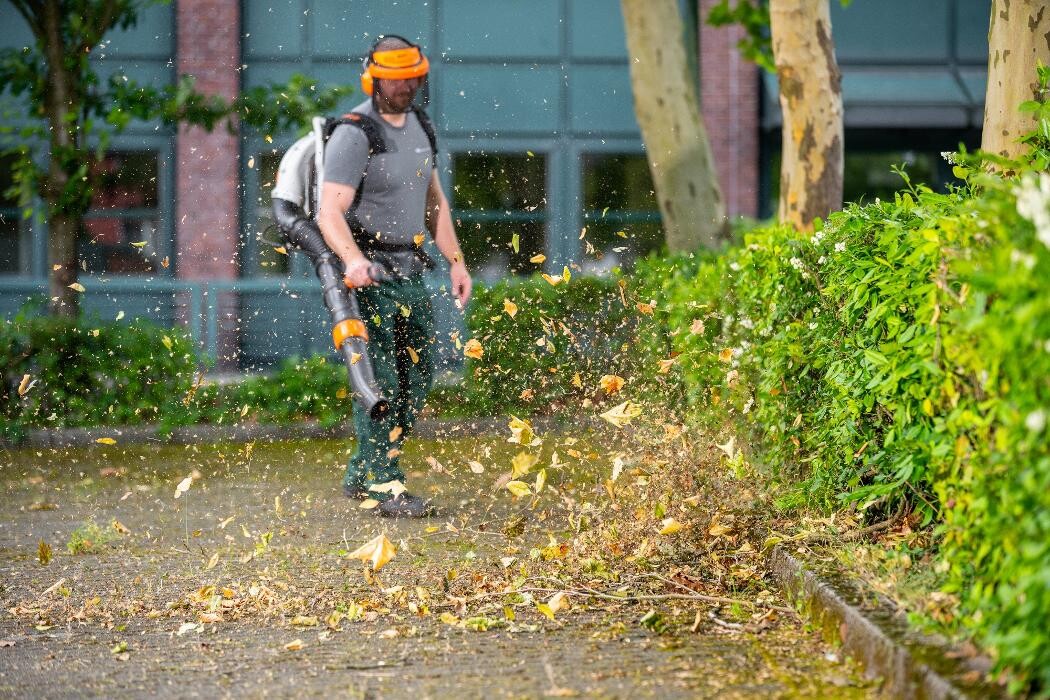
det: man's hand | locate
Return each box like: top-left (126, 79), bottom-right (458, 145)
top-left (450, 260), bottom-right (472, 308)
top-left (343, 256), bottom-right (374, 289)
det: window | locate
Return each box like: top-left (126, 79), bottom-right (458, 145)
top-left (80, 151), bottom-right (162, 274)
top-left (580, 153), bottom-right (661, 273)
top-left (246, 151), bottom-right (289, 277)
top-left (452, 152), bottom-right (546, 281)
top-left (0, 155), bottom-right (27, 274)
top-left (842, 151), bottom-right (937, 204)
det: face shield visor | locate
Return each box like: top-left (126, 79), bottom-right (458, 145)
top-left (361, 42), bottom-right (431, 112)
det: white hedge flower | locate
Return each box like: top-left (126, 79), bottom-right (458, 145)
top-left (1015, 172), bottom-right (1050, 249)
top-left (834, 241), bottom-right (847, 253)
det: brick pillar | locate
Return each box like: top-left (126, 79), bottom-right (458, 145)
top-left (176, 0), bottom-right (241, 368)
top-left (698, 0), bottom-right (761, 219)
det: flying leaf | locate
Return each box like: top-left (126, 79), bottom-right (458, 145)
top-left (529, 253), bottom-right (546, 264)
top-left (505, 480), bottom-right (532, 498)
top-left (116, 310), bottom-right (125, 321)
top-left (541, 273), bottom-right (562, 287)
top-left (413, 233), bottom-right (425, 246)
top-left (599, 375), bottom-right (625, 395)
top-left (274, 246), bottom-right (288, 255)
top-left (174, 475), bottom-right (194, 499)
top-left (68, 282), bottom-right (85, 293)
top-left (350, 352), bottom-right (362, 365)
top-left (389, 426), bottom-right (403, 442)
top-left (131, 240), bottom-right (147, 248)
top-left (571, 372), bottom-right (583, 389)
top-left (407, 346), bottom-right (420, 364)
top-left (718, 348), bottom-right (734, 363)
top-left (600, 401), bottom-right (642, 428)
top-left (247, 156), bottom-right (255, 169)
top-left (536, 603), bottom-right (555, 620)
top-left (503, 298), bottom-right (518, 318)
top-left (463, 338), bottom-right (484, 359)
top-left (284, 639), bottom-right (304, 651)
top-left (534, 468), bottom-right (547, 493)
top-left (658, 358), bottom-right (676, 374)
top-left (206, 552), bottom-right (220, 570)
top-left (95, 437), bottom-right (117, 445)
top-left (161, 335), bottom-right (173, 351)
top-left (611, 454), bottom-right (625, 482)
top-left (507, 416), bottom-right (540, 446)
top-left (17, 374), bottom-right (35, 396)
top-left (511, 451), bottom-right (539, 478)
top-left (636, 301), bottom-right (655, 315)
top-left (347, 534), bottom-right (397, 571)
top-left (547, 591), bottom-right (568, 614)
top-left (511, 232), bottom-right (520, 253)
top-left (658, 518), bottom-right (684, 536)
top-left (562, 266), bottom-right (571, 283)
top-left (468, 461), bottom-right (485, 474)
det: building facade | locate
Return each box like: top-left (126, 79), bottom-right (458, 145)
top-left (0, 0), bottom-right (989, 369)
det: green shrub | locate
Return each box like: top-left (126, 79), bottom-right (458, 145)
top-left (463, 274), bottom-right (635, 415)
top-left (1, 310), bottom-right (197, 438)
top-left (635, 166), bottom-right (1050, 691)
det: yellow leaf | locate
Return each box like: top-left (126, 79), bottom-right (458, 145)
top-left (536, 603), bottom-right (555, 620)
top-left (336, 387), bottom-right (348, 399)
top-left (264, 135), bottom-right (273, 143)
top-left (359, 498), bottom-right (380, 510)
top-left (389, 426), bottom-right (403, 442)
top-left (507, 416), bottom-right (539, 446)
top-left (206, 552), bottom-right (220, 570)
top-left (547, 591), bottom-right (568, 614)
top-left (526, 150), bottom-right (535, 157)
top-left (53, 264), bottom-right (62, 271)
top-left (503, 298), bottom-right (518, 318)
top-left (718, 348), bottom-right (734, 363)
top-left (174, 475), bottom-right (193, 499)
top-left (468, 460), bottom-right (485, 474)
top-left (95, 437), bottom-right (116, 445)
top-left (161, 256), bottom-right (170, 268)
top-left (407, 346), bottom-right (420, 364)
top-left (247, 156), bottom-right (255, 169)
top-left (68, 282), bottom-right (85, 293)
top-left (291, 615), bottom-right (318, 627)
top-left (161, 335), bottom-right (173, 351)
top-left (708, 521), bottom-right (732, 537)
top-left (658, 518), bottom-right (684, 536)
top-left (350, 352), bottom-right (362, 365)
top-left (511, 451), bottom-right (538, 478)
top-left (17, 374), bottom-right (34, 397)
top-left (541, 273), bottom-right (562, 287)
top-left (658, 358), bottom-right (676, 374)
top-left (571, 372), bottom-right (583, 389)
top-left (284, 639), bottom-right (304, 651)
top-left (599, 374), bottom-right (625, 395)
top-left (505, 480), bottom-right (532, 497)
top-left (371, 480), bottom-right (406, 497)
top-left (463, 338), bottom-right (484, 359)
top-left (347, 534), bottom-right (397, 571)
top-left (534, 468), bottom-right (547, 493)
top-left (130, 240), bottom-right (148, 248)
top-left (529, 253), bottom-right (546, 264)
top-left (240, 404), bottom-right (249, 417)
top-left (413, 233), bottom-right (425, 246)
top-left (274, 246), bottom-right (288, 255)
top-left (113, 519), bottom-right (132, 535)
top-left (562, 266), bottom-right (571, 282)
top-left (600, 401), bottom-right (642, 428)
top-left (636, 301), bottom-right (655, 315)
top-left (511, 232), bottom-right (520, 253)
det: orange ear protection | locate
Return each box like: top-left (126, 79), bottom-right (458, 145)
top-left (360, 36), bottom-right (430, 95)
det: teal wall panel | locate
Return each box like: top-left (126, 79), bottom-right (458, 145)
top-left (570, 0), bottom-right (628, 59)
top-left (0, 8), bottom-right (35, 49)
top-left (570, 65), bottom-right (637, 134)
top-left (441, 0), bottom-right (560, 58)
top-left (832, 0), bottom-right (951, 63)
top-left (955, 1), bottom-right (991, 64)
top-left (311, 0), bottom-right (430, 58)
top-left (245, 0), bottom-right (305, 58)
top-left (439, 65), bottom-right (561, 134)
top-left (103, 2), bottom-right (175, 57)
top-left (842, 69), bottom-right (968, 105)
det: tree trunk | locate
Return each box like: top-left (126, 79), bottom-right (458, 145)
top-left (622, 0), bottom-right (726, 253)
top-left (42, 0), bottom-right (82, 317)
top-left (770, 0), bottom-right (843, 231)
top-left (981, 0), bottom-right (1050, 160)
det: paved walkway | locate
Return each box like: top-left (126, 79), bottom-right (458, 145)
top-left (0, 437), bottom-right (874, 698)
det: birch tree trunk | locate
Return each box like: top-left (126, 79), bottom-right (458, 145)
top-left (770, 0), bottom-right (843, 231)
top-left (622, 0), bottom-right (726, 252)
top-left (981, 0), bottom-right (1050, 160)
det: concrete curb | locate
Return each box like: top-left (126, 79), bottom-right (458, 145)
top-left (3, 415), bottom-right (585, 449)
top-left (770, 546), bottom-right (1003, 699)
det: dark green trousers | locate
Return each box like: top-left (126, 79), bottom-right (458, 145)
top-left (343, 277), bottom-right (434, 497)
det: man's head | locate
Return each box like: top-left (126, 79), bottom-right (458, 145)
top-left (361, 35), bottom-right (429, 113)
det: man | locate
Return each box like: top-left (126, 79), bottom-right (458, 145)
top-left (316, 35), bottom-right (471, 518)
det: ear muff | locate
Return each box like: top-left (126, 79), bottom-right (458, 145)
top-left (360, 37), bottom-right (429, 95)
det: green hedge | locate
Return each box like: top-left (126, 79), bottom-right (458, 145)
top-left (634, 167), bottom-right (1049, 691)
top-left (463, 274), bottom-right (635, 415)
top-left (1, 311), bottom-right (197, 439)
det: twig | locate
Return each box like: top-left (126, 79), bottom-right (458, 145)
top-left (38, 578), bottom-right (66, 600)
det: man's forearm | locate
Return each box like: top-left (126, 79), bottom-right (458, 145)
top-left (318, 210), bottom-right (366, 266)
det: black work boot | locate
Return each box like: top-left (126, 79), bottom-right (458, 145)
top-left (375, 493), bottom-right (436, 518)
top-left (342, 483), bottom-right (368, 499)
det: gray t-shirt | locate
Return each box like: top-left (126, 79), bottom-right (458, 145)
top-left (323, 100), bottom-right (434, 246)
